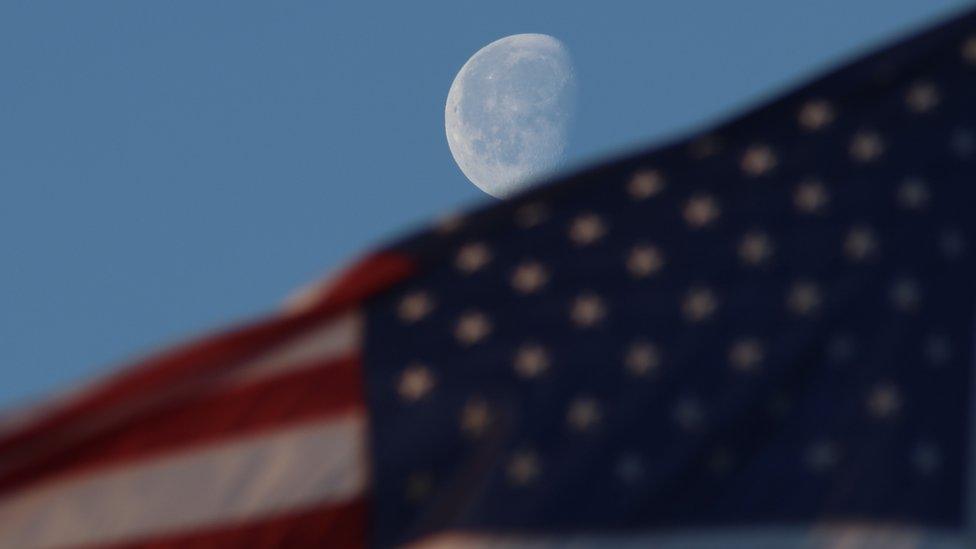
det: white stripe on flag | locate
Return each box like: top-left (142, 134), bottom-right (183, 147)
top-left (227, 311), bottom-right (360, 387)
top-left (0, 413), bottom-right (366, 549)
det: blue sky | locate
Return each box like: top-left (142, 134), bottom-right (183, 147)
top-left (1, 0), bottom-right (972, 406)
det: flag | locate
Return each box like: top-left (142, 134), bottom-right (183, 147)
top-left (4, 7), bottom-right (976, 549)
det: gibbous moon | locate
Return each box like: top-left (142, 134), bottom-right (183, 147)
top-left (445, 34), bottom-right (577, 198)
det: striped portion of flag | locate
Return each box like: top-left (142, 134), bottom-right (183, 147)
top-left (0, 416), bottom-right (366, 548)
top-left (0, 253), bottom-right (414, 548)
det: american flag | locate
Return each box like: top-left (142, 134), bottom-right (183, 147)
top-left (4, 7), bottom-right (976, 549)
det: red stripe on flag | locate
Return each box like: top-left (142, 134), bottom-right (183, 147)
top-left (103, 499), bottom-right (369, 549)
top-left (289, 251), bottom-right (416, 317)
top-left (0, 355), bottom-right (365, 496)
top-left (0, 313), bottom-right (319, 455)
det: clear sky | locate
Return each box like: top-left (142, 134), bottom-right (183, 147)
top-left (1, 0), bottom-right (973, 407)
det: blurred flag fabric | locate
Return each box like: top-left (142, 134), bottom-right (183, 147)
top-left (5, 7), bottom-right (976, 549)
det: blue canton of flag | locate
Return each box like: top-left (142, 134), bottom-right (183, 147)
top-left (363, 8), bottom-right (976, 548)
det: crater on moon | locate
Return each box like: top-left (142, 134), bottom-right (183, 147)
top-left (445, 34), bottom-right (577, 198)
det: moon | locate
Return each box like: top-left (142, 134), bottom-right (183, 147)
top-left (445, 34), bottom-right (577, 198)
